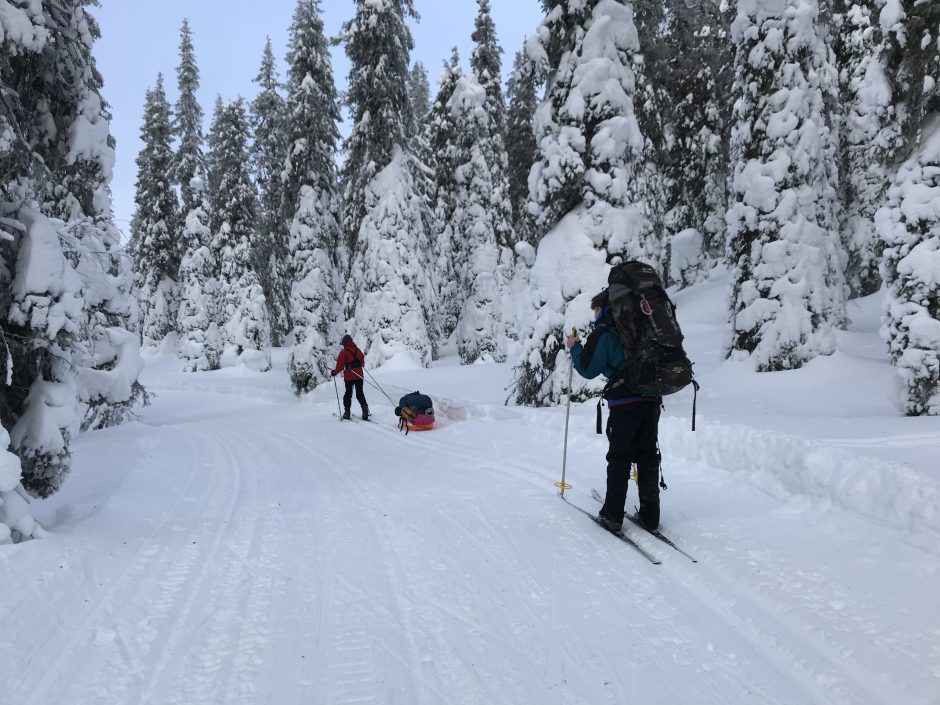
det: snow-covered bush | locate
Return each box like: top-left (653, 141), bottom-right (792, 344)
top-left (6, 209), bottom-right (83, 497)
top-left (0, 426), bottom-right (43, 545)
top-left (63, 216), bottom-right (147, 430)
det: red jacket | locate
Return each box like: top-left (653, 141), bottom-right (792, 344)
top-left (332, 342), bottom-right (365, 382)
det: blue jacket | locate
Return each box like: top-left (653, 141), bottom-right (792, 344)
top-left (571, 328), bottom-right (624, 382)
top-left (570, 314), bottom-right (655, 403)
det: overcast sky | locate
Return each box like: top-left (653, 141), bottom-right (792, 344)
top-left (92, 0), bottom-right (544, 237)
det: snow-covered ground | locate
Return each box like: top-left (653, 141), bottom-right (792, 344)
top-left (2, 275), bottom-right (938, 705)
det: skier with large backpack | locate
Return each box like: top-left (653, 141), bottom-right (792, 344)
top-left (566, 261), bottom-right (696, 533)
top-left (331, 334), bottom-right (370, 420)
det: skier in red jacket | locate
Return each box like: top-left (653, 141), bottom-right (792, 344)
top-left (331, 334), bottom-right (369, 420)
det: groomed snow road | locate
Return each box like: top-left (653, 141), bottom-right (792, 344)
top-left (2, 364), bottom-right (937, 705)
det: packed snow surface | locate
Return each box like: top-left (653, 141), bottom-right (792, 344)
top-left (2, 274), bottom-right (938, 705)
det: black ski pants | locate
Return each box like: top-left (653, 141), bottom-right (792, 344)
top-left (601, 401), bottom-right (662, 529)
top-left (343, 379), bottom-right (368, 413)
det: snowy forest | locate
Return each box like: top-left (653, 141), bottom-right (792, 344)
top-left (2, 0), bottom-right (939, 544)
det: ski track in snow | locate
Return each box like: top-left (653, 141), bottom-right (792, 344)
top-left (369, 420), bottom-right (913, 705)
top-left (3, 372), bottom-right (938, 705)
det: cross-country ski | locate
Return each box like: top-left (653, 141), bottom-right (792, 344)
top-left (592, 488), bottom-right (698, 563)
top-left (561, 495), bottom-right (661, 564)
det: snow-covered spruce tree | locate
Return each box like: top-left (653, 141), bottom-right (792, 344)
top-left (408, 60), bottom-right (438, 251)
top-left (0, 3), bottom-right (45, 526)
top-left (130, 74), bottom-right (180, 350)
top-left (629, 0), bottom-right (671, 245)
top-left (63, 211), bottom-right (147, 433)
top-left (1, 426), bottom-right (44, 543)
top-left (470, 0), bottom-right (516, 253)
top-left (209, 99), bottom-right (272, 371)
top-left (659, 1), bottom-right (735, 288)
top-left (251, 38), bottom-right (292, 344)
top-left (833, 1), bottom-right (892, 298)
top-left (1, 3), bottom-right (77, 507)
top-left (206, 96), bottom-right (225, 233)
top-left (726, 0), bottom-right (847, 373)
top-left (5, 208), bottom-right (84, 499)
top-left (408, 61), bottom-right (432, 127)
top-left (875, 0), bottom-right (940, 416)
top-left (878, 0), bottom-right (940, 163)
top-left (515, 0), bottom-right (655, 406)
top-left (341, 0), bottom-right (435, 367)
top-left (876, 122), bottom-right (940, 416)
top-left (173, 19), bottom-right (206, 217)
top-left (506, 48), bottom-right (539, 244)
top-left (171, 19), bottom-right (221, 372)
top-left (176, 176), bottom-right (222, 372)
top-left (27, 1), bottom-right (146, 431)
top-left (449, 75), bottom-right (509, 364)
top-left (282, 0), bottom-right (344, 394)
top-left (428, 50), bottom-right (465, 343)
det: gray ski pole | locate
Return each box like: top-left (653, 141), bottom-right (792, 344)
top-left (557, 327), bottom-right (577, 498)
top-left (332, 375), bottom-right (343, 419)
top-left (365, 368), bottom-right (397, 406)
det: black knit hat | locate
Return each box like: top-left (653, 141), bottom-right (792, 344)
top-left (341, 334), bottom-right (353, 345)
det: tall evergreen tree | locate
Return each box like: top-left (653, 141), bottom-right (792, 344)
top-left (726, 0), bottom-right (846, 372)
top-left (173, 18), bottom-right (205, 215)
top-left (206, 95), bottom-right (225, 232)
top-left (877, 125), bottom-right (940, 416)
top-left (209, 99), bottom-right (272, 371)
top-left (449, 75), bottom-right (509, 364)
top-left (35, 1), bottom-right (146, 431)
top-left (282, 0), bottom-right (344, 393)
top-left (469, 0), bottom-right (515, 252)
top-left (516, 0), bottom-right (654, 406)
top-left (130, 73), bottom-right (180, 350)
top-left (875, 0), bottom-right (940, 416)
top-left (2, 1), bottom-right (143, 511)
top-left (341, 0), bottom-right (418, 253)
top-left (176, 176), bottom-right (222, 372)
top-left (428, 50), bottom-right (465, 342)
top-left (251, 38), bottom-right (291, 344)
top-left (834, 0), bottom-right (890, 298)
top-left (505, 48), bottom-right (539, 244)
top-left (878, 0), bottom-right (940, 163)
top-left (172, 18), bottom-right (220, 372)
top-left (408, 61), bottom-right (431, 128)
top-left (0, 3), bottom-right (51, 526)
top-left (659, 0), bottom-right (735, 288)
top-left (341, 0), bottom-right (435, 367)
top-left (409, 60), bottom-right (439, 284)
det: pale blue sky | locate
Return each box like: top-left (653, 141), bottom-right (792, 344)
top-left (92, 0), bottom-right (544, 237)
